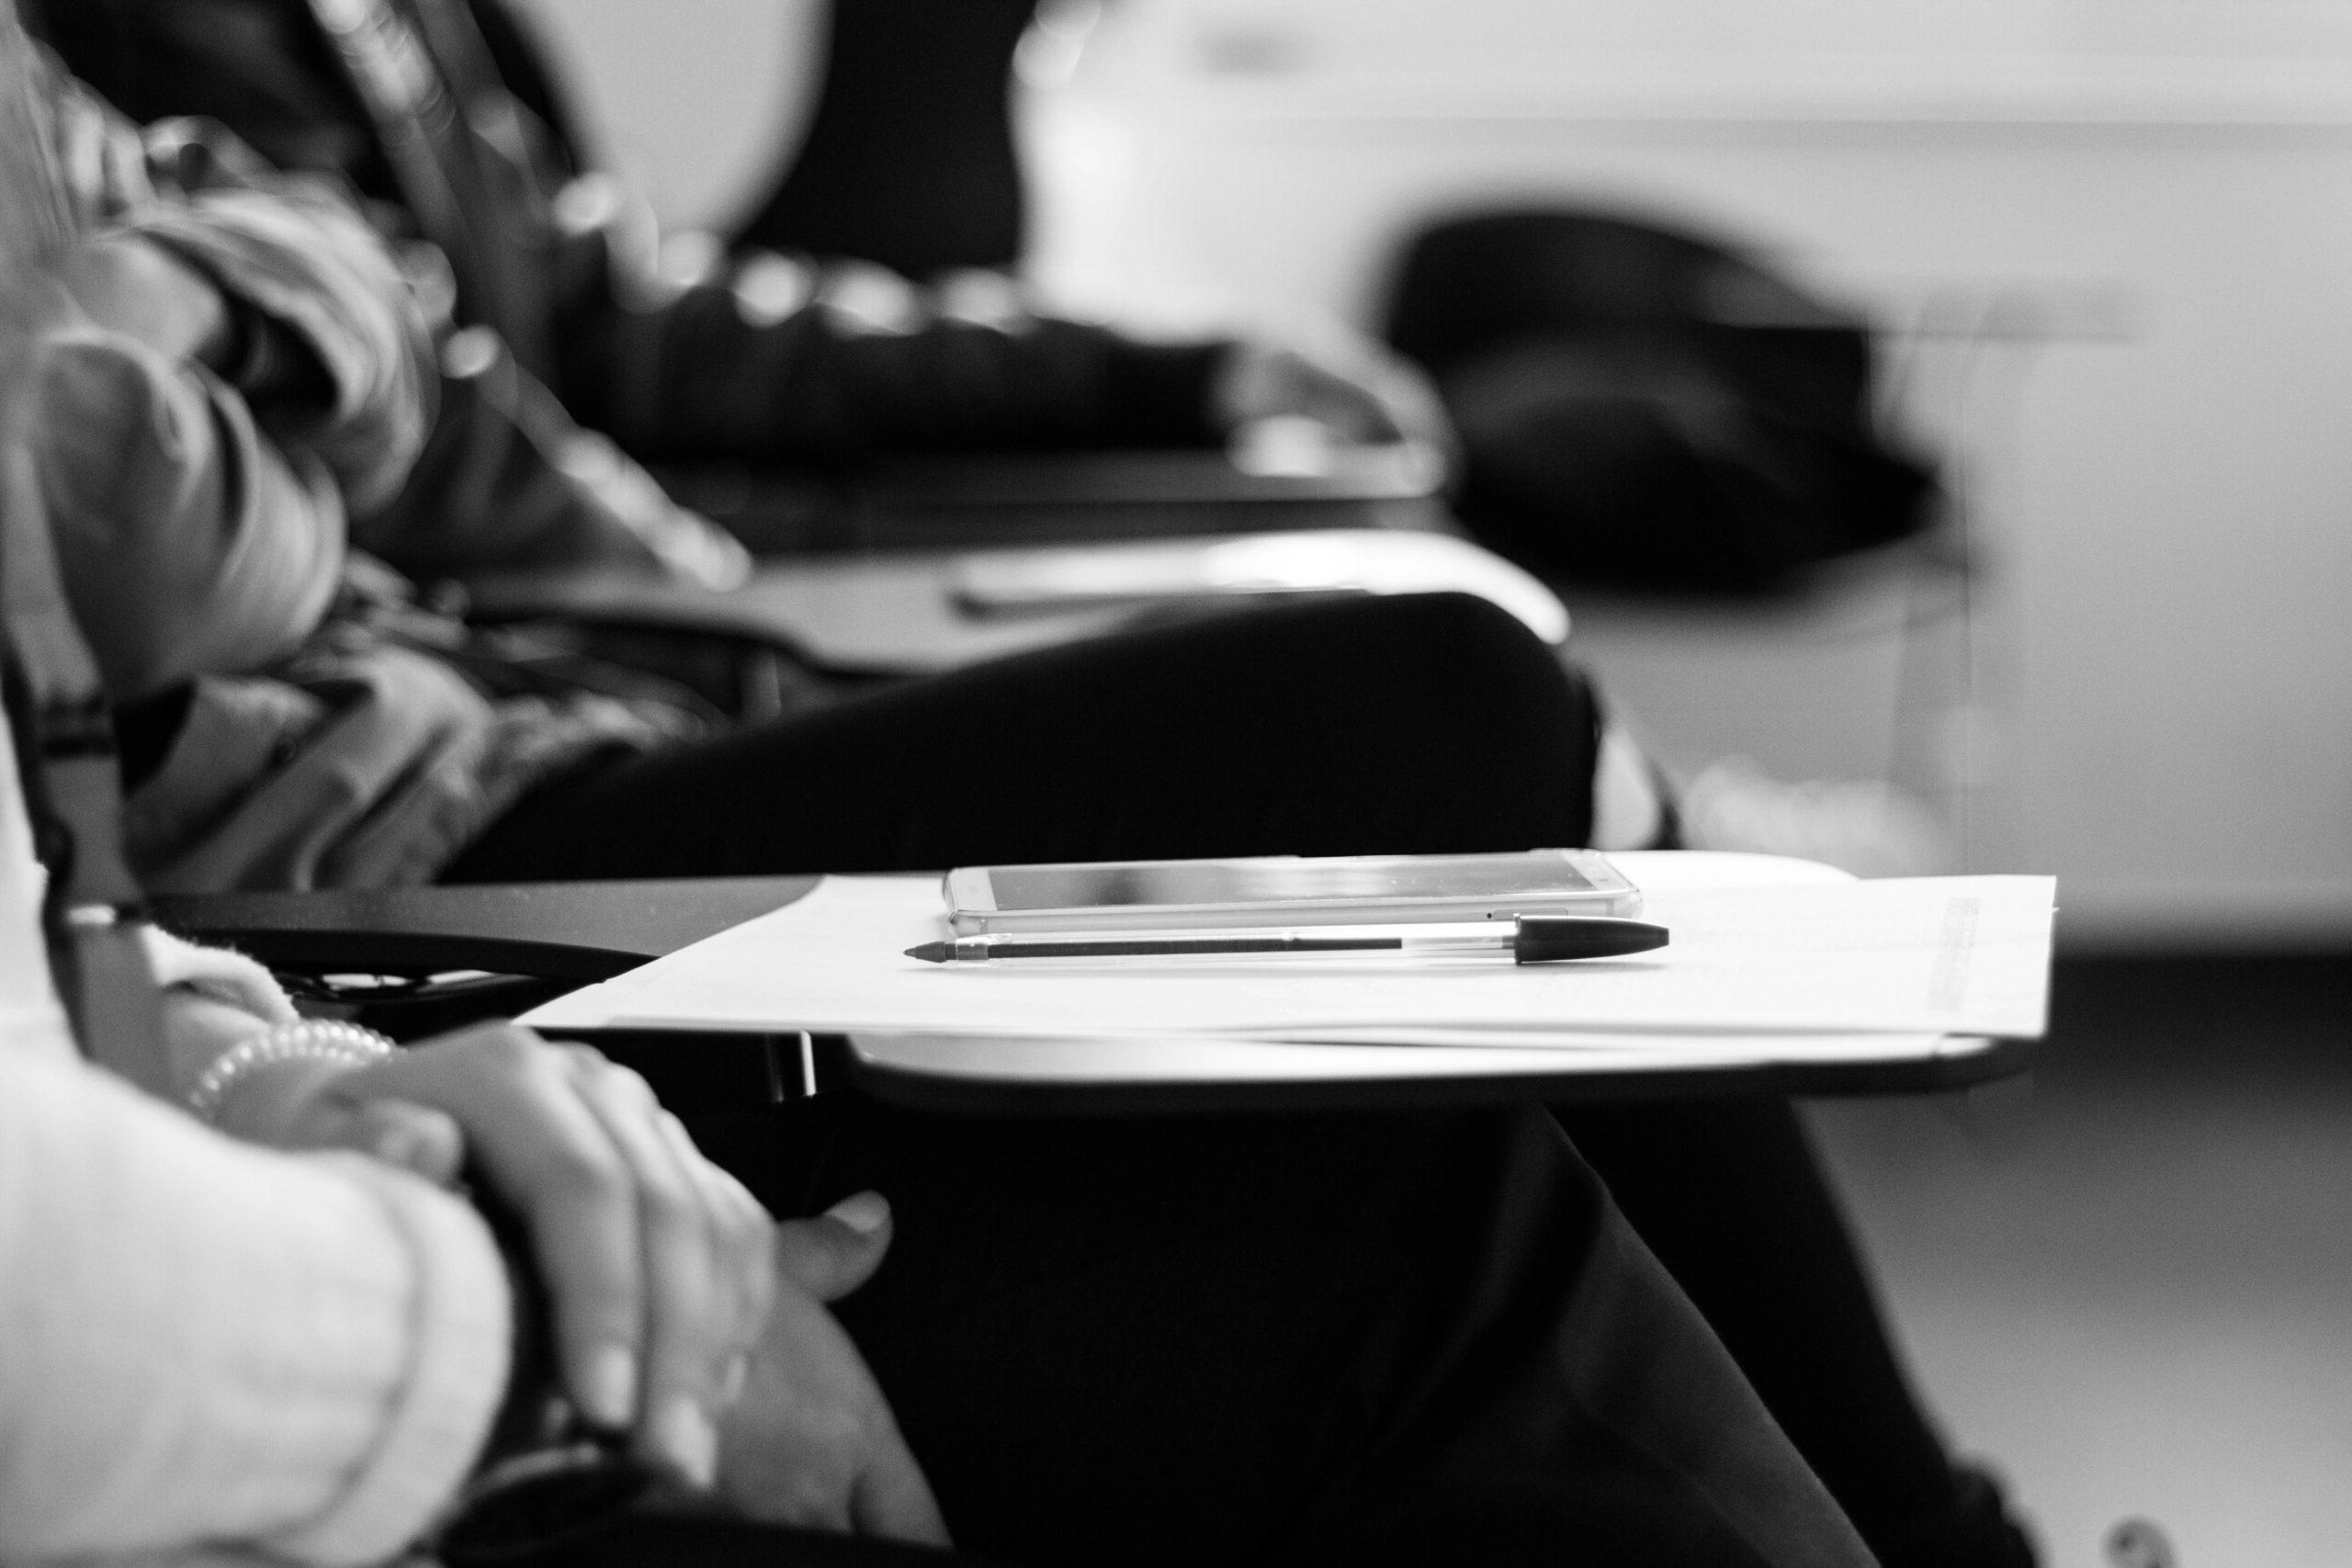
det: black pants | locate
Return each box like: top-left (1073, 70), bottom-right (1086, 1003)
top-left (448, 593), bottom-right (1600, 879)
top-left (454, 595), bottom-right (1961, 1562)
top-left (664, 1094), bottom-right (1871, 1567)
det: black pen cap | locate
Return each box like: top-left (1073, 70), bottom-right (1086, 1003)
top-left (1510, 917), bottom-right (1670, 964)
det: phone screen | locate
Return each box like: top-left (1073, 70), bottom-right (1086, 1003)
top-left (984, 852), bottom-right (1604, 912)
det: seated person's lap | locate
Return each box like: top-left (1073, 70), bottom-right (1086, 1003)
top-left (684, 1094), bottom-right (1857, 1568)
top-left (447, 592), bottom-right (1598, 882)
top-left (442, 587), bottom-right (1967, 1565)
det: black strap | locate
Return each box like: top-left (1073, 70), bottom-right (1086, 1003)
top-left (0, 5), bottom-right (172, 1095)
top-left (0, 465), bottom-right (174, 1094)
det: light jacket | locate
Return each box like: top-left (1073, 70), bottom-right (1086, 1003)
top-left (0, 58), bottom-right (510, 1524)
top-left (10, 32), bottom-right (700, 890)
top-left (0, 706), bottom-right (511, 1565)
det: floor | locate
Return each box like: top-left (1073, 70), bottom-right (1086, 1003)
top-left (1807, 956), bottom-right (2352, 1568)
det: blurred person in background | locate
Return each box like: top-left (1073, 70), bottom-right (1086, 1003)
top-left (27, 0), bottom-right (1442, 592)
top-left (28, 0), bottom-right (1951, 887)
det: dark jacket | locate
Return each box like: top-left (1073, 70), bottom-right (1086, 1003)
top-left (33, 0), bottom-right (1230, 473)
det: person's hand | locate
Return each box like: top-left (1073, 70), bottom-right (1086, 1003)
top-left (1210, 330), bottom-right (1455, 468)
top-left (52, 232), bottom-right (237, 369)
top-left (707, 1192), bottom-right (950, 1546)
top-left (212, 1022), bottom-right (776, 1493)
top-left (149, 925), bottom-right (301, 1080)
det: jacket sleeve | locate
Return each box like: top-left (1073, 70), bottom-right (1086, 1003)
top-left (0, 1046), bottom-right (511, 1565)
top-left (98, 108), bottom-right (435, 513)
top-left (25, 33), bottom-right (434, 508)
top-left (35, 325), bottom-right (349, 699)
top-left (17, 38), bottom-right (427, 696)
top-left (32, 0), bottom-right (1235, 468)
top-left (560, 248), bottom-right (1232, 467)
top-left (0, 634), bottom-right (505, 1564)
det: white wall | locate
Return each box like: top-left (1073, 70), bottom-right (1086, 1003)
top-left (511, 0), bottom-right (820, 230)
top-left (532, 0), bottom-right (2352, 948)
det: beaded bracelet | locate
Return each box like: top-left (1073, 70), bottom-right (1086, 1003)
top-left (186, 1019), bottom-right (398, 1122)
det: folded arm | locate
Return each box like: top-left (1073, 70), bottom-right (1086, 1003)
top-left (133, 929), bottom-right (780, 1498)
top-left (0, 1045), bottom-right (511, 1565)
top-left (41, 68), bottom-right (435, 510)
top-left (27, 58), bottom-right (436, 694)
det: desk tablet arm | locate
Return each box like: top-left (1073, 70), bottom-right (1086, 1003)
top-left (149, 879), bottom-right (824, 1111)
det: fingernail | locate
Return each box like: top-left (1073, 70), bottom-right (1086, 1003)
top-left (579, 1344), bottom-right (638, 1428)
top-left (825, 1190), bottom-right (889, 1235)
top-left (650, 1395), bottom-right (718, 1490)
top-left (369, 1119), bottom-right (427, 1168)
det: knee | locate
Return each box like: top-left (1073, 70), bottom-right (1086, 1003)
top-left (1363, 593), bottom-right (1601, 808)
top-left (1378, 592), bottom-right (1595, 728)
top-left (1380, 589), bottom-right (1552, 662)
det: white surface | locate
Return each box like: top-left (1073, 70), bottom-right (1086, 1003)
top-left (1609, 847), bottom-right (1855, 889)
top-left (845, 1029), bottom-right (1999, 1088)
top-left (946, 530), bottom-right (1570, 645)
top-left (522, 853), bottom-right (2055, 1041)
top-left (514, 0), bottom-right (819, 231)
top-left (475, 529), bottom-right (1568, 673)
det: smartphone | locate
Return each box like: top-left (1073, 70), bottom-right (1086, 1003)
top-left (943, 849), bottom-right (1640, 934)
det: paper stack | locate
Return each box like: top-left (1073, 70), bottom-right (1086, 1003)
top-left (522, 853), bottom-right (2057, 1086)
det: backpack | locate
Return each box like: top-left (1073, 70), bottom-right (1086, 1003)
top-left (1383, 209), bottom-right (1936, 591)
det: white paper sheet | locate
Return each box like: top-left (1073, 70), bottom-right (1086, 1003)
top-left (522, 868), bottom-right (2056, 1043)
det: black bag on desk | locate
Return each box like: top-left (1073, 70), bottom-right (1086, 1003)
top-left (1384, 209), bottom-right (1937, 590)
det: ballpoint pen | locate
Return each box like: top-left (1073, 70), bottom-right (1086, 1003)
top-left (906, 915), bottom-right (1668, 965)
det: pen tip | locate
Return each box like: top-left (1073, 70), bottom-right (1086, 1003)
top-left (1512, 917), bottom-right (1670, 963)
top-left (905, 942), bottom-right (949, 963)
